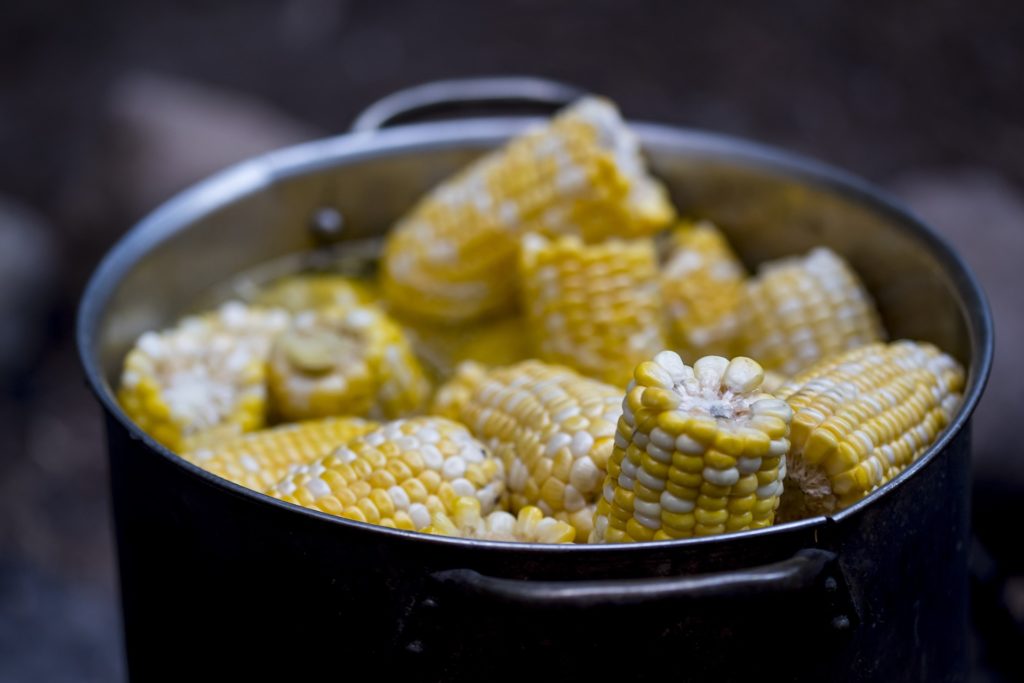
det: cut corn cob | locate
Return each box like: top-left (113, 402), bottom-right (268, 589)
top-left (254, 274), bottom-right (376, 312)
top-left (268, 417), bottom-right (505, 530)
top-left (519, 233), bottom-right (666, 387)
top-left (762, 370), bottom-right (789, 395)
top-left (423, 496), bottom-right (576, 543)
top-left (433, 360), bottom-right (622, 538)
top-left (776, 341), bottom-right (964, 519)
top-left (185, 416), bottom-right (375, 492)
top-left (381, 96), bottom-right (676, 323)
top-left (661, 221), bottom-right (747, 358)
top-left (267, 304), bottom-right (429, 421)
top-left (739, 247), bottom-right (886, 376)
top-left (591, 352), bottom-right (792, 543)
top-left (118, 302), bottom-right (290, 452)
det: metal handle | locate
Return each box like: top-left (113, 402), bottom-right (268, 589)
top-left (350, 76), bottom-right (587, 132)
top-left (430, 548), bottom-right (848, 609)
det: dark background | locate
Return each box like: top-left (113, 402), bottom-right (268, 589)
top-left (1, 1), bottom-right (1022, 680)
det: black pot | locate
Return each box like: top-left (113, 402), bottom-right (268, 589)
top-left (78, 78), bottom-right (992, 682)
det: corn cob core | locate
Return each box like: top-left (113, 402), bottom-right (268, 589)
top-left (776, 341), bottom-right (964, 520)
top-left (254, 274), bottom-right (376, 312)
top-left (519, 232), bottom-right (666, 387)
top-left (185, 416), bottom-right (375, 492)
top-left (423, 496), bottom-right (576, 543)
top-left (740, 247), bottom-right (886, 376)
top-left (118, 302), bottom-right (290, 452)
top-left (267, 305), bottom-right (429, 421)
top-left (268, 417), bottom-right (505, 531)
top-left (591, 352), bottom-right (792, 543)
top-left (661, 221), bottom-right (747, 358)
top-left (381, 96), bottom-right (675, 323)
top-left (433, 360), bottom-right (622, 538)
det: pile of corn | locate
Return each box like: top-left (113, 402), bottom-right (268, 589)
top-left (117, 95), bottom-right (967, 545)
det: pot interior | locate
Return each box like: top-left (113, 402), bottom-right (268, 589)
top-left (80, 116), bottom-right (988, 477)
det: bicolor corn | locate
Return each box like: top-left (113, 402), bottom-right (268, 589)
top-left (423, 496), bottom-right (575, 543)
top-left (433, 360), bottom-right (622, 538)
top-left (777, 341), bottom-right (964, 519)
top-left (268, 417), bottom-right (505, 530)
top-left (118, 302), bottom-right (290, 452)
top-left (661, 221), bottom-right (747, 358)
top-left (519, 232), bottom-right (665, 386)
top-left (381, 96), bottom-right (675, 323)
top-left (268, 304), bottom-right (429, 421)
top-left (592, 352), bottom-right (792, 542)
top-left (185, 416), bottom-right (375, 491)
top-left (740, 247), bottom-right (886, 375)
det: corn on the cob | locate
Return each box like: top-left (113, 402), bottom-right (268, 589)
top-left (519, 233), bottom-right (666, 387)
top-left (591, 352), bottom-right (792, 543)
top-left (434, 360), bottom-right (622, 538)
top-left (267, 305), bottom-right (429, 421)
top-left (185, 416), bottom-right (375, 491)
top-left (254, 274), bottom-right (376, 312)
top-left (268, 417), bottom-right (505, 530)
top-left (776, 341), bottom-right (964, 520)
top-left (661, 221), bottom-right (747, 358)
top-left (118, 302), bottom-right (290, 452)
top-left (381, 96), bottom-right (675, 323)
top-left (739, 247), bottom-right (886, 376)
top-left (423, 496), bottom-right (576, 543)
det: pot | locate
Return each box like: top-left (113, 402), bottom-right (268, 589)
top-left (77, 77), bottom-right (992, 682)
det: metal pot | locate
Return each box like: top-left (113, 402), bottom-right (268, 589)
top-left (78, 78), bottom-right (992, 682)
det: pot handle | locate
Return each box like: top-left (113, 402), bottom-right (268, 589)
top-left (396, 548), bottom-right (857, 677)
top-left (350, 76), bottom-right (587, 132)
top-left (429, 547), bottom-right (852, 614)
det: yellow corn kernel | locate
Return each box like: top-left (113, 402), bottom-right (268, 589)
top-left (591, 352), bottom-right (792, 543)
top-left (117, 301), bottom-right (291, 452)
top-left (519, 233), bottom-right (666, 387)
top-left (184, 416), bottom-right (375, 491)
top-left (423, 496), bottom-right (575, 543)
top-left (739, 247), bottom-right (886, 376)
top-left (661, 221), bottom-right (747, 357)
top-left (253, 274), bottom-right (377, 312)
top-left (776, 340), bottom-right (964, 519)
top-left (381, 96), bottom-right (675, 324)
top-left (267, 304), bottom-right (429, 421)
top-left (268, 417), bottom-right (506, 530)
top-left (433, 360), bottom-right (622, 539)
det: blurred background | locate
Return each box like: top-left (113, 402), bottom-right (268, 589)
top-left (1, 0), bottom-right (1022, 680)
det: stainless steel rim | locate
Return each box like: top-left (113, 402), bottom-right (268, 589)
top-left (77, 116), bottom-right (994, 552)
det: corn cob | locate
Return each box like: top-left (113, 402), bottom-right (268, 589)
top-left (268, 417), bottom-right (505, 530)
top-left (267, 304), bottom-right (429, 421)
top-left (185, 416), bottom-right (375, 491)
top-left (519, 233), bottom-right (666, 387)
top-left (661, 221), bottom-right (747, 358)
top-left (423, 496), bottom-right (576, 543)
top-left (434, 360), bottom-right (622, 538)
top-left (591, 353), bottom-right (792, 543)
top-left (254, 274), bottom-right (376, 312)
top-left (118, 302), bottom-right (290, 452)
top-left (381, 96), bottom-right (675, 323)
top-left (739, 247), bottom-right (885, 376)
top-left (776, 341), bottom-right (964, 520)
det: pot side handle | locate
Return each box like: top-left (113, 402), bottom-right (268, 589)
top-left (350, 76), bottom-right (587, 132)
top-left (429, 548), bottom-right (854, 614)
top-left (396, 548), bottom-right (858, 678)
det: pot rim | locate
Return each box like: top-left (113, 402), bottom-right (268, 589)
top-left (77, 116), bottom-right (994, 553)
